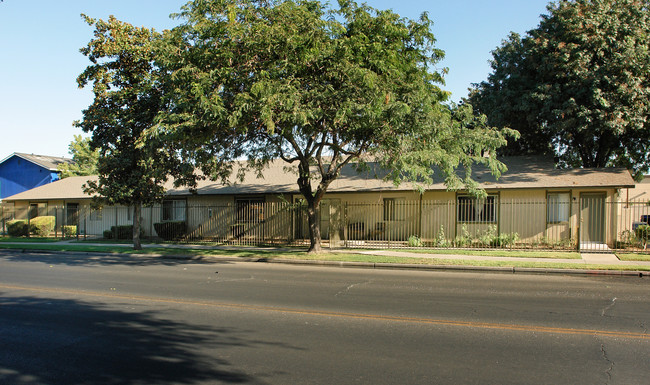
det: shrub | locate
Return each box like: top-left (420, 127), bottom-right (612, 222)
top-left (30, 216), bottom-right (55, 237)
top-left (62, 225), bottom-right (77, 238)
top-left (103, 229), bottom-right (113, 239)
top-left (478, 225), bottom-right (498, 247)
top-left (494, 232), bottom-right (519, 248)
top-left (454, 224), bottom-right (471, 247)
top-left (7, 220), bottom-right (29, 237)
top-left (407, 235), bottom-right (423, 247)
top-left (635, 224), bottom-right (650, 239)
top-left (110, 225), bottom-right (143, 240)
top-left (635, 225), bottom-right (650, 248)
top-left (154, 221), bottom-right (187, 241)
top-left (433, 225), bottom-right (450, 248)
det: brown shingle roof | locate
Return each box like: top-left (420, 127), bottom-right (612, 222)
top-left (2, 156), bottom-right (635, 202)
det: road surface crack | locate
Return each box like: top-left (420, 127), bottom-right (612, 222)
top-left (335, 280), bottom-right (371, 297)
top-left (601, 297), bottom-right (617, 317)
top-left (600, 343), bottom-right (614, 384)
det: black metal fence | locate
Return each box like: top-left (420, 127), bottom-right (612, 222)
top-left (1, 198), bottom-right (649, 253)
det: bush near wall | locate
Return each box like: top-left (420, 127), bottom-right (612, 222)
top-left (109, 225), bottom-right (145, 240)
top-left (7, 220), bottom-right (29, 237)
top-left (63, 225), bottom-right (77, 238)
top-left (636, 225), bottom-right (650, 248)
top-left (154, 221), bottom-right (187, 241)
top-left (30, 216), bottom-right (55, 237)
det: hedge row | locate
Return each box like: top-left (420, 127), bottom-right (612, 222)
top-left (6, 216), bottom-right (55, 237)
top-left (103, 225), bottom-right (145, 240)
top-left (154, 221), bottom-right (187, 241)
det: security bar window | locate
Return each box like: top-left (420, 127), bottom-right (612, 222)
top-left (236, 198), bottom-right (265, 223)
top-left (162, 199), bottom-right (186, 221)
top-left (457, 195), bottom-right (497, 223)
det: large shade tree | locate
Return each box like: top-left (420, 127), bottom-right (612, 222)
top-left (469, 0), bottom-right (650, 179)
top-left (77, 15), bottom-right (191, 250)
top-left (157, 0), bottom-right (516, 252)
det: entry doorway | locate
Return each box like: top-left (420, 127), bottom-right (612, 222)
top-left (580, 194), bottom-right (606, 250)
top-left (320, 199), bottom-right (342, 245)
top-left (66, 203), bottom-right (79, 226)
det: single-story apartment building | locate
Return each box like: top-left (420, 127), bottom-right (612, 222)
top-left (1, 156), bottom-right (642, 251)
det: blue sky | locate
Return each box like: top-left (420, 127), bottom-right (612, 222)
top-left (0, 0), bottom-right (550, 161)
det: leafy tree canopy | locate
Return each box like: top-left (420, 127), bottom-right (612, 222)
top-left (469, 0), bottom-right (650, 180)
top-left (57, 134), bottom-right (99, 178)
top-left (76, 14), bottom-right (192, 249)
top-left (157, 0), bottom-right (516, 252)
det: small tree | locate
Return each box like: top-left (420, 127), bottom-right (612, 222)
top-left (57, 134), bottom-right (99, 178)
top-left (76, 15), bottom-right (190, 250)
top-left (158, 0), bottom-right (516, 253)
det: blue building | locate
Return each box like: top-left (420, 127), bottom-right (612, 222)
top-left (0, 153), bottom-right (73, 200)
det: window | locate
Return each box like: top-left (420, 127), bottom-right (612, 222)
top-left (162, 200), bottom-right (186, 221)
top-left (236, 197), bottom-right (265, 222)
top-left (547, 192), bottom-right (570, 223)
top-left (29, 203), bottom-right (47, 218)
top-left (457, 195), bottom-right (497, 223)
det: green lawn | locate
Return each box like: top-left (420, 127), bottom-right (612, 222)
top-left (377, 248), bottom-right (582, 259)
top-left (617, 253), bottom-right (650, 262)
top-left (1, 242), bottom-right (648, 271)
top-left (0, 237), bottom-right (64, 243)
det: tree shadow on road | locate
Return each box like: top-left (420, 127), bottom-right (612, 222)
top-left (0, 249), bottom-right (231, 267)
top-left (0, 293), bottom-right (299, 384)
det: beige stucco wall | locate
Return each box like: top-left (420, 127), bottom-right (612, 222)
top-left (616, 177), bottom-right (650, 245)
top-left (2, 186), bottom-right (624, 248)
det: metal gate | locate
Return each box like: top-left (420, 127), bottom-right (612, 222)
top-left (580, 194), bottom-right (607, 251)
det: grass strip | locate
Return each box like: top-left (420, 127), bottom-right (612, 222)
top-left (0, 237), bottom-right (64, 243)
top-left (617, 253), bottom-right (650, 262)
top-left (1, 243), bottom-right (649, 271)
top-left (370, 248), bottom-right (582, 259)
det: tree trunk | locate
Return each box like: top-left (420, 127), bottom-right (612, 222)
top-left (133, 202), bottom-right (142, 250)
top-left (306, 199), bottom-right (322, 253)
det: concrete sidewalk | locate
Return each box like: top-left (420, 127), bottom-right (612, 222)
top-left (358, 249), bottom-right (650, 267)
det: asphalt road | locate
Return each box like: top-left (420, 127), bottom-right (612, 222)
top-left (0, 251), bottom-right (649, 384)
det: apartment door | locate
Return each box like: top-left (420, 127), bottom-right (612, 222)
top-left (320, 199), bottom-right (341, 242)
top-left (66, 203), bottom-right (79, 226)
top-left (580, 194), bottom-right (605, 243)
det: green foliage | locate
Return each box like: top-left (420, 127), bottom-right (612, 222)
top-left (110, 225), bottom-right (143, 240)
top-left (433, 225), bottom-right (451, 248)
top-left (103, 229), bottom-right (113, 239)
top-left (57, 135), bottom-right (99, 178)
top-left (408, 235), bottom-right (423, 248)
top-left (454, 224), bottom-right (472, 247)
top-left (62, 225), bottom-right (77, 238)
top-left (158, 0), bottom-right (515, 252)
top-left (469, 0), bottom-right (650, 179)
top-left (635, 225), bottom-right (650, 243)
top-left (7, 220), bottom-right (29, 237)
top-left (154, 221), bottom-right (187, 241)
top-left (29, 216), bottom-right (55, 237)
top-left (476, 225), bottom-right (495, 247)
top-left (76, 15), bottom-right (193, 249)
top-left (494, 232), bottom-right (520, 248)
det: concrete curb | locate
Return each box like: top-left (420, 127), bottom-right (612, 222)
top-left (2, 247), bottom-right (647, 278)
